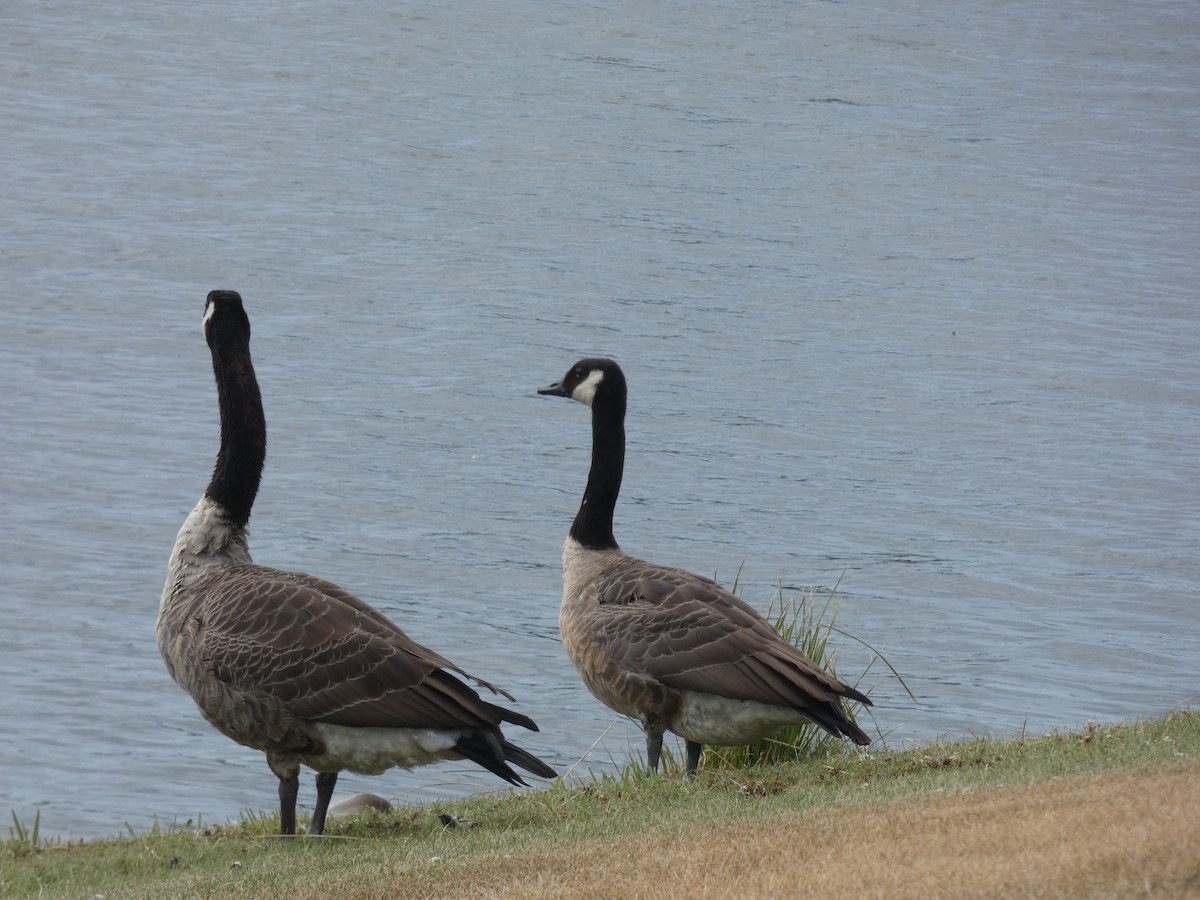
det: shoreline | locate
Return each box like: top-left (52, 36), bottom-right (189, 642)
top-left (5, 712), bottom-right (1198, 898)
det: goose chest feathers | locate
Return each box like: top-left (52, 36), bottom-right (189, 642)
top-left (158, 291), bottom-right (555, 836)
top-left (539, 358), bottom-right (872, 777)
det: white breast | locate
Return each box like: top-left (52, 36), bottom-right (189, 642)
top-left (161, 497), bottom-right (253, 611)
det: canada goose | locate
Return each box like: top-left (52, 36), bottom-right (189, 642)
top-left (538, 358), bottom-right (871, 777)
top-left (157, 290), bottom-right (555, 835)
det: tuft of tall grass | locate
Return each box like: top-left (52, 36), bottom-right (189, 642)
top-left (7, 810), bottom-right (40, 855)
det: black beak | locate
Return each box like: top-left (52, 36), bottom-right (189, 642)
top-left (538, 380), bottom-right (568, 397)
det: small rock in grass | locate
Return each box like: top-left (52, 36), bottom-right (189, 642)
top-left (327, 793), bottom-right (394, 819)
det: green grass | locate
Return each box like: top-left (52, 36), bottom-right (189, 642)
top-left (3, 712), bottom-right (1197, 899)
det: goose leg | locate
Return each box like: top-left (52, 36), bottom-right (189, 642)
top-left (308, 771), bottom-right (338, 836)
top-left (643, 720), bottom-right (666, 772)
top-left (684, 741), bottom-right (702, 779)
top-left (278, 773), bottom-right (299, 836)
top-left (268, 753), bottom-right (301, 836)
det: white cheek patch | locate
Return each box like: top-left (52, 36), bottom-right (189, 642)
top-left (202, 299), bottom-right (216, 336)
top-left (571, 368), bottom-right (605, 406)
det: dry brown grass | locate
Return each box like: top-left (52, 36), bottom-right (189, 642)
top-left (392, 764), bottom-right (1200, 899)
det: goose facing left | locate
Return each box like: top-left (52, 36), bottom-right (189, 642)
top-left (157, 290), bottom-right (555, 836)
top-left (538, 357), bottom-right (872, 779)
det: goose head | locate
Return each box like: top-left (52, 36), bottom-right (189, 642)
top-left (203, 289), bottom-right (251, 349)
top-left (538, 358), bottom-right (627, 409)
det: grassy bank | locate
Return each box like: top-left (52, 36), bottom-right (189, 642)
top-left (5, 711), bottom-right (1198, 898)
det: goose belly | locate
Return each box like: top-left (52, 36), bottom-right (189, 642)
top-left (306, 724), bottom-right (463, 775)
top-left (670, 691), bottom-right (806, 746)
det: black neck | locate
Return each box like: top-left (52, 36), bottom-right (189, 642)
top-left (570, 394), bottom-right (625, 551)
top-left (204, 331), bottom-right (265, 528)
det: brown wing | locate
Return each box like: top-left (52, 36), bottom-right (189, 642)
top-left (587, 559), bottom-right (870, 715)
top-left (191, 564), bottom-right (530, 732)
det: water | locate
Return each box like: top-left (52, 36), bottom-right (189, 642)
top-left (2, 0), bottom-right (1197, 840)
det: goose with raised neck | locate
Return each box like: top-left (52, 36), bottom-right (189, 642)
top-left (539, 357), bottom-right (872, 777)
top-left (158, 290), bottom-right (555, 835)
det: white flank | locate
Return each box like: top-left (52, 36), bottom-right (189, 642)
top-left (309, 724), bottom-right (463, 775)
top-left (672, 690), bottom-right (806, 745)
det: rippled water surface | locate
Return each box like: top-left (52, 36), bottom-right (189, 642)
top-left (2, 0), bottom-right (1197, 839)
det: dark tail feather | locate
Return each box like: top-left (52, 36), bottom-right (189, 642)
top-left (838, 720), bottom-right (872, 746)
top-left (843, 685), bottom-right (873, 707)
top-left (495, 706), bottom-right (540, 733)
top-left (477, 696), bottom-right (542, 734)
top-left (501, 738), bottom-right (557, 780)
top-left (835, 688), bottom-right (873, 745)
top-left (454, 729), bottom-right (556, 786)
top-left (803, 697), bottom-right (873, 746)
